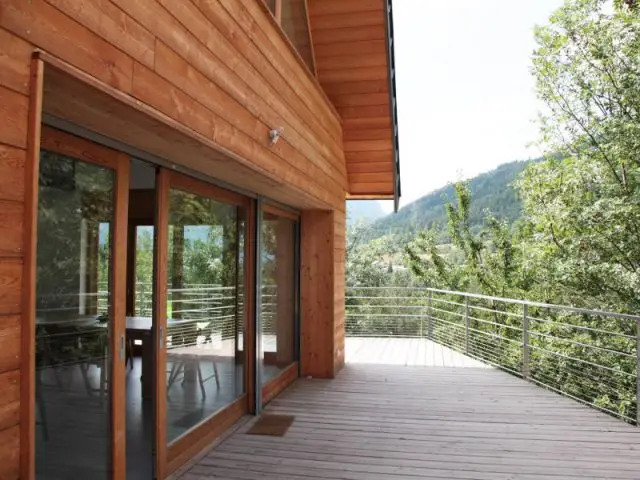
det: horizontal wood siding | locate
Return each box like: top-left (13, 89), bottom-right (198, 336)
top-left (308, 0), bottom-right (395, 198)
top-left (0, 0), bottom-right (347, 210)
top-left (0, 34), bottom-right (29, 478)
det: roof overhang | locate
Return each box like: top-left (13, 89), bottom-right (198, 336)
top-left (385, 0), bottom-right (401, 212)
top-left (308, 0), bottom-right (401, 211)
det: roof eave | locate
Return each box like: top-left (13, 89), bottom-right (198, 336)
top-left (384, 0), bottom-right (401, 213)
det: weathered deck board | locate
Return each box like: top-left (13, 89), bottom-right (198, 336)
top-left (178, 339), bottom-right (640, 480)
top-left (345, 337), bottom-right (489, 368)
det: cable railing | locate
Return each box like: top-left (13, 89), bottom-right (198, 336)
top-left (92, 283), bottom-right (278, 341)
top-left (346, 286), bottom-right (640, 426)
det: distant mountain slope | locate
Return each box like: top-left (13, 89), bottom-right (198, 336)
top-left (366, 159), bottom-right (536, 241)
top-left (347, 200), bottom-right (385, 226)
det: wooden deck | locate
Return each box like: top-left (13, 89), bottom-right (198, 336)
top-left (177, 339), bottom-right (640, 480)
top-left (345, 337), bottom-right (490, 367)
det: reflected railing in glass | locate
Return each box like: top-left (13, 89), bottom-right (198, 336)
top-left (164, 188), bottom-right (246, 442)
top-left (35, 149), bottom-right (114, 479)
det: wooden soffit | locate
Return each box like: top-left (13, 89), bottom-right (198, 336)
top-left (308, 0), bottom-right (400, 208)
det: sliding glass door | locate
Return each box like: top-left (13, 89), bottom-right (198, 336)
top-left (33, 129), bottom-right (301, 478)
top-left (260, 205), bottom-right (299, 402)
top-left (154, 170), bottom-right (252, 475)
top-left (35, 127), bottom-right (129, 479)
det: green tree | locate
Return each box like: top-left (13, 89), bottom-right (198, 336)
top-left (404, 182), bottom-right (530, 298)
top-left (346, 221), bottom-right (394, 288)
top-left (520, 0), bottom-right (640, 312)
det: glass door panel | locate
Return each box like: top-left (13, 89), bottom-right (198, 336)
top-left (260, 209), bottom-right (298, 385)
top-left (135, 225), bottom-right (155, 317)
top-left (163, 182), bottom-right (248, 443)
top-left (35, 140), bottom-right (121, 478)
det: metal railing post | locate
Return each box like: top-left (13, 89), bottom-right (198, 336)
top-left (465, 296), bottom-right (470, 354)
top-left (523, 303), bottom-right (530, 380)
top-left (419, 293), bottom-right (424, 338)
top-left (636, 317), bottom-right (640, 426)
top-left (427, 290), bottom-right (433, 340)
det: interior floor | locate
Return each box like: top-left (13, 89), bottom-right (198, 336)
top-left (35, 354), bottom-right (264, 480)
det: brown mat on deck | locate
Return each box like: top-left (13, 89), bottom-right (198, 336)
top-left (246, 414), bottom-right (295, 436)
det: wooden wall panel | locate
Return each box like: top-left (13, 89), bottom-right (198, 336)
top-left (300, 210), bottom-right (335, 378)
top-left (0, 145), bottom-right (26, 203)
top-left (0, 320), bottom-right (20, 478)
top-left (0, 370), bottom-right (20, 432)
top-left (0, 29), bottom-right (31, 95)
top-left (333, 208), bottom-right (346, 372)
top-left (45, 0), bottom-right (156, 68)
top-left (1, 0), bottom-right (134, 93)
top-left (158, 0), bottom-right (345, 179)
top-left (0, 27), bottom-right (31, 479)
top-left (0, 202), bottom-right (24, 258)
top-left (110, 0), bottom-right (346, 200)
top-left (238, 0), bottom-right (342, 142)
top-left (0, 86), bottom-right (28, 149)
top-left (0, 317), bottom-right (20, 376)
top-left (0, 423), bottom-right (19, 480)
top-left (308, 0), bottom-right (395, 198)
top-left (1, 0), bottom-right (347, 210)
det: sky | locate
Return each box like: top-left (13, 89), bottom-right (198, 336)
top-left (378, 0), bottom-right (565, 213)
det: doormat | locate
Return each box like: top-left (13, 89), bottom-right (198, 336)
top-left (246, 414), bottom-right (295, 436)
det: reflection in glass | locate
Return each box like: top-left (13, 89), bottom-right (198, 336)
top-left (135, 225), bottom-right (154, 317)
top-left (35, 151), bottom-right (114, 479)
top-left (265, 0), bottom-right (277, 15)
top-left (166, 189), bottom-right (246, 442)
top-left (281, 0), bottom-right (315, 72)
top-left (261, 211), bottom-right (297, 385)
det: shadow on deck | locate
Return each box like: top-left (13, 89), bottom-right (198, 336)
top-left (178, 338), bottom-right (640, 480)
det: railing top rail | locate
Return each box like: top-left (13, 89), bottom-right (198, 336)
top-left (346, 286), bottom-right (640, 321)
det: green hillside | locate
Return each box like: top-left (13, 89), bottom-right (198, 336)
top-left (365, 159), bottom-right (536, 241)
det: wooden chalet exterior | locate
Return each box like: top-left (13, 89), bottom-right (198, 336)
top-left (0, 0), bottom-right (399, 478)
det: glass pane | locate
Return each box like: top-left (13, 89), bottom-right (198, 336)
top-left (265, 0), bottom-right (276, 15)
top-left (135, 226), bottom-right (154, 317)
top-left (261, 212), bottom-right (297, 385)
top-left (35, 150), bottom-right (114, 479)
top-left (166, 188), bottom-right (246, 443)
top-left (281, 0), bottom-right (315, 72)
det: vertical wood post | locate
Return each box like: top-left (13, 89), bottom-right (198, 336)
top-left (300, 210), bottom-right (336, 379)
top-left (427, 290), bottom-right (433, 340)
top-left (465, 296), bottom-right (470, 354)
top-left (21, 56), bottom-right (44, 480)
top-left (523, 303), bottom-right (530, 380)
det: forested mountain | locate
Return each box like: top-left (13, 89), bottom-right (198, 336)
top-left (365, 159), bottom-right (537, 240)
top-left (346, 200), bottom-right (385, 226)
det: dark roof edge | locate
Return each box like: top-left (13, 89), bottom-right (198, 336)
top-left (384, 0), bottom-right (401, 213)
